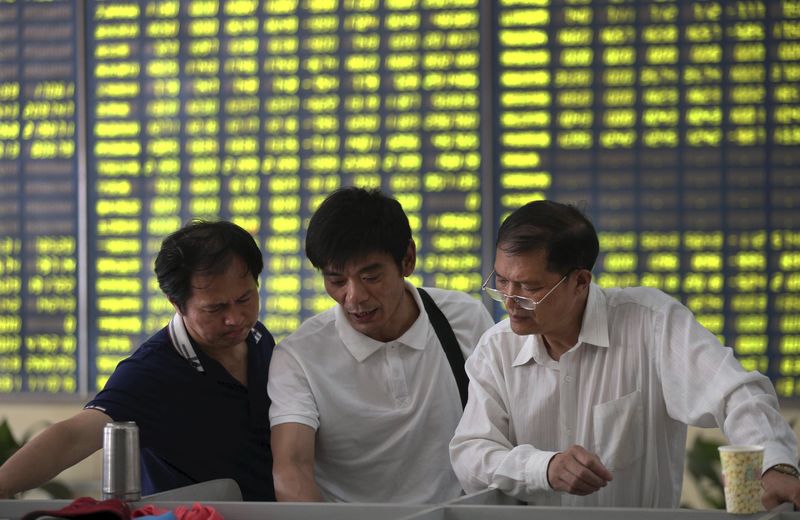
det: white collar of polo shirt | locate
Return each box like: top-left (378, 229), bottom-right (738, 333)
top-left (335, 281), bottom-right (429, 363)
top-left (168, 312), bottom-right (261, 373)
top-left (169, 312), bottom-right (205, 372)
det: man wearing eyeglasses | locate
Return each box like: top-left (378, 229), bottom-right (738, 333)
top-left (449, 200), bottom-right (800, 509)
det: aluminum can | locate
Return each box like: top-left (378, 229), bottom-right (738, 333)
top-left (102, 421), bottom-right (141, 501)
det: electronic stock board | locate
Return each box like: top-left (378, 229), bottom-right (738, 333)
top-left (0, 0), bottom-right (798, 397)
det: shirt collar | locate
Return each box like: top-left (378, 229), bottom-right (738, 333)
top-left (511, 283), bottom-right (610, 367)
top-left (335, 280), bottom-right (427, 363)
top-left (168, 312), bottom-right (205, 372)
top-left (512, 335), bottom-right (551, 368)
top-left (168, 312), bottom-right (261, 373)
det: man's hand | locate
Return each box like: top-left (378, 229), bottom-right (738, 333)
top-left (546, 444), bottom-right (613, 496)
top-left (762, 467), bottom-right (800, 510)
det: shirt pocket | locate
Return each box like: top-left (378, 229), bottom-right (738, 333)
top-left (592, 389), bottom-right (644, 471)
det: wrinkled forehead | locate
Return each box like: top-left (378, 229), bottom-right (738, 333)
top-left (493, 247), bottom-right (554, 276)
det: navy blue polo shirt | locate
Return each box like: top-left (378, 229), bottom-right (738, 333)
top-left (86, 321), bottom-right (275, 501)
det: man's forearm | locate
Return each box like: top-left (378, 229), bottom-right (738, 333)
top-left (273, 463), bottom-right (324, 502)
top-left (0, 411), bottom-right (106, 498)
top-left (0, 426), bottom-right (87, 497)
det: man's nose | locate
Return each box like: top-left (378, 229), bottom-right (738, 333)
top-left (502, 286), bottom-right (526, 310)
top-left (223, 306), bottom-right (244, 325)
top-left (345, 279), bottom-right (368, 305)
top-left (503, 293), bottom-right (522, 310)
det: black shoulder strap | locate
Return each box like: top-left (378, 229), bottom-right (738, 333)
top-left (417, 287), bottom-right (468, 408)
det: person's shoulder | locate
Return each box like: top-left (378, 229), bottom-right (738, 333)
top-left (419, 286), bottom-right (483, 308)
top-left (471, 320), bottom-right (521, 361)
top-left (123, 327), bottom-right (174, 363)
top-left (94, 328), bottom-right (182, 397)
top-left (418, 286), bottom-right (494, 338)
top-left (480, 319), bottom-right (515, 341)
top-left (111, 327), bottom-right (187, 379)
top-left (277, 307), bottom-right (337, 349)
top-left (601, 284), bottom-right (682, 314)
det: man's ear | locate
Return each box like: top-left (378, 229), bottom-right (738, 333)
top-left (402, 240), bottom-right (417, 276)
top-left (574, 269), bottom-right (592, 292)
top-left (170, 298), bottom-right (183, 315)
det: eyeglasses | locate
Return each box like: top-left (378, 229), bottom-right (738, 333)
top-left (481, 270), bottom-right (569, 311)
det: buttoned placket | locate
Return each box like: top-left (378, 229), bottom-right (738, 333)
top-left (558, 349), bottom-right (577, 448)
top-left (385, 342), bottom-right (409, 404)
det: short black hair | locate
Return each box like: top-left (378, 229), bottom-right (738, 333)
top-left (155, 220), bottom-right (263, 312)
top-left (305, 187), bottom-right (412, 271)
top-left (497, 200), bottom-right (599, 274)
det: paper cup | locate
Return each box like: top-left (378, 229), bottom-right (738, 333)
top-left (718, 445), bottom-right (764, 514)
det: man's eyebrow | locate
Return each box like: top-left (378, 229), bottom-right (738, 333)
top-left (198, 288), bottom-right (253, 308)
top-left (236, 288), bottom-right (254, 299)
top-left (496, 273), bottom-right (541, 285)
top-left (356, 263), bottom-right (383, 274)
top-left (322, 262), bottom-right (383, 276)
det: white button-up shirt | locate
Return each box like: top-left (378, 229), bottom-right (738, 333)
top-left (269, 282), bottom-right (494, 503)
top-left (450, 283), bottom-right (798, 507)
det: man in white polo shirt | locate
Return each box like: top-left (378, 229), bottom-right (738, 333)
top-left (268, 187), bottom-right (494, 503)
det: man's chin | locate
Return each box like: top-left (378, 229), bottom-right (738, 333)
top-left (509, 319), bottom-right (539, 336)
top-left (222, 327), bottom-right (251, 345)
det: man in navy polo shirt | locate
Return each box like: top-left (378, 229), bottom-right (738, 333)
top-left (0, 220), bottom-right (276, 501)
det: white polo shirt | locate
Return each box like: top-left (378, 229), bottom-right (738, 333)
top-left (268, 282), bottom-right (494, 503)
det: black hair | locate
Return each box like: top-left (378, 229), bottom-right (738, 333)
top-left (155, 220), bottom-right (263, 312)
top-left (305, 187), bottom-right (412, 271)
top-left (497, 200), bottom-right (599, 274)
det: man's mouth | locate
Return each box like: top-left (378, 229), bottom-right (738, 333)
top-left (350, 309), bottom-right (377, 321)
top-left (226, 326), bottom-right (248, 337)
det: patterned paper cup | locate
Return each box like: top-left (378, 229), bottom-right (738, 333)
top-left (718, 445), bottom-right (764, 514)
